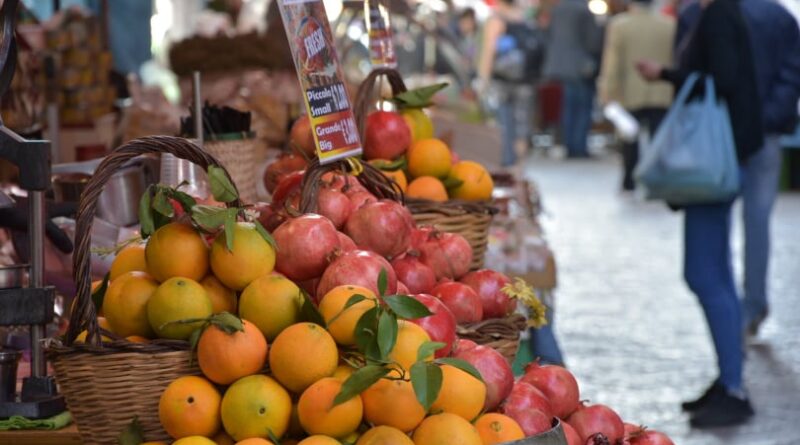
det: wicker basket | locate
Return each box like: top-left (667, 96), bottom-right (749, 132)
top-left (47, 136), bottom-right (240, 445)
top-left (204, 135), bottom-right (258, 204)
top-left (457, 314), bottom-right (527, 364)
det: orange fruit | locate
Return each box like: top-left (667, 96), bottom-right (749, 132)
top-left (221, 374), bottom-right (292, 441)
top-left (406, 177), bottom-right (448, 202)
top-left (158, 376), bottom-right (221, 439)
top-left (172, 437), bottom-right (217, 445)
top-left (297, 436), bottom-right (341, 445)
top-left (407, 139), bottom-right (451, 179)
top-left (411, 413), bottom-right (482, 445)
top-left (388, 321), bottom-right (432, 371)
top-left (239, 274), bottom-right (303, 341)
top-left (430, 365), bottom-right (486, 421)
top-left (235, 439), bottom-right (274, 445)
top-left (201, 275), bottom-right (238, 314)
top-left (447, 161), bottom-right (493, 201)
top-left (197, 319), bottom-right (268, 385)
top-left (319, 285), bottom-right (378, 346)
top-left (332, 364), bottom-right (355, 382)
top-left (125, 335), bottom-right (149, 343)
top-left (269, 323), bottom-right (338, 393)
top-left (141, 442), bottom-right (168, 445)
top-left (74, 317), bottom-right (112, 343)
top-left (213, 430), bottom-right (236, 445)
top-left (361, 378), bottom-right (425, 432)
top-left (103, 271), bottom-right (158, 338)
top-left (145, 222), bottom-right (209, 282)
top-left (298, 377), bottom-right (363, 438)
top-left (357, 426), bottom-right (414, 445)
top-left (383, 168), bottom-right (408, 194)
top-left (474, 413), bottom-right (525, 445)
top-left (210, 222), bottom-right (276, 290)
top-left (147, 277), bottom-right (212, 340)
top-left (109, 244), bottom-right (148, 280)
top-left (402, 108), bottom-right (434, 142)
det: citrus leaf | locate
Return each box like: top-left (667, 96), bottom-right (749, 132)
top-left (369, 157), bottom-right (406, 172)
top-left (417, 341), bottom-right (446, 362)
top-left (209, 311), bottom-right (244, 334)
top-left (383, 295), bottom-right (432, 319)
top-left (334, 365), bottom-right (390, 406)
top-left (191, 205), bottom-right (230, 231)
top-left (377, 311), bottom-right (398, 360)
top-left (222, 208), bottom-right (237, 252)
top-left (254, 219), bottom-right (278, 251)
top-left (138, 186), bottom-right (155, 238)
top-left (354, 306), bottom-right (380, 353)
top-left (327, 294), bottom-right (372, 326)
top-left (393, 83), bottom-right (449, 108)
top-left (435, 357), bottom-right (484, 382)
top-left (91, 272), bottom-right (110, 313)
top-left (410, 361), bottom-right (443, 411)
top-left (208, 165), bottom-right (239, 203)
top-left (152, 187), bottom-right (175, 218)
top-left (168, 188), bottom-right (197, 213)
top-left (187, 326), bottom-right (204, 366)
top-left (377, 268), bottom-right (388, 296)
top-left (300, 289), bottom-right (326, 327)
top-left (117, 416), bottom-right (144, 445)
top-left (441, 176), bottom-right (465, 190)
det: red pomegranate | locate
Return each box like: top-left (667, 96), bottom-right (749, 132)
top-left (348, 191), bottom-right (378, 213)
top-left (317, 250), bottom-right (397, 297)
top-left (298, 277), bottom-right (320, 304)
top-left (410, 226), bottom-right (435, 251)
top-left (316, 187), bottom-right (351, 229)
top-left (409, 294), bottom-right (457, 358)
top-left (502, 381), bottom-right (554, 436)
top-left (396, 281), bottom-right (410, 294)
top-left (630, 431), bottom-right (674, 445)
top-left (253, 202), bottom-right (285, 232)
top-left (336, 232), bottom-right (357, 251)
top-left (345, 200), bottom-right (413, 259)
top-left (561, 421), bottom-right (582, 445)
top-left (264, 152), bottom-right (307, 193)
top-left (342, 178), bottom-right (369, 196)
top-left (273, 214), bottom-right (339, 281)
top-left (391, 255), bottom-right (437, 294)
top-left (567, 403), bottom-right (624, 445)
top-left (271, 170), bottom-right (305, 206)
top-left (459, 269), bottom-right (515, 319)
top-left (416, 231), bottom-right (473, 280)
top-left (453, 341), bottom-right (514, 410)
top-left (290, 115), bottom-right (316, 157)
top-left (520, 362), bottom-right (580, 419)
top-left (363, 111), bottom-right (411, 160)
top-left (430, 281), bottom-right (483, 323)
top-left (454, 338), bottom-right (478, 354)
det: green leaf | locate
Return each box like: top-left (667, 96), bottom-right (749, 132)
top-left (417, 341), bottom-right (446, 362)
top-left (383, 295), bottom-right (432, 320)
top-left (169, 188), bottom-right (197, 213)
top-left (90, 272), bottom-right (110, 313)
top-left (138, 186), bottom-right (155, 238)
top-left (223, 208), bottom-right (237, 252)
top-left (253, 219), bottom-right (278, 251)
top-left (267, 429), bottom-right (282, 445)
top-left (442, 176), bottom-right (465, 191)
top-left (369, 157), bottom-right (407, 172)
top-left (377, 268), bottom-right (388, 296)
top-left (117, 416), bottom-right (144, 445)
top-left (354, 306), bottom-right (380, 353)
top-left (410, 361), bottom-right (443, 411)
top-left (327, 294), bottom-right (372, 326)
top-left (435, 357), bottom-right (484, 382)
top-left (152, 187), bottom-right (175, 218)
top-left (300, 290), bottom-right (327, 327)
top-left (191, 205), bottom-right (230, 231)
top-left (333, 365), bottom-right (390, 406)
top-left (208, 165), bottom-right (239, 203)
top-left (187, 326), bottom-right (203, 366)
top-left (393, 82), bottom-right (449, 108)
top-left (377, 311), bottom-right (398, 360)
top-left (209, 311), bottom-right (244, 334)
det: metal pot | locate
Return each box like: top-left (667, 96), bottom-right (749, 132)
top-left (0, 264), bottom-right (27, 289)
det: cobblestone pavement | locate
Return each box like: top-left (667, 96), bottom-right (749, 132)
top-left (524, 154), bottom-right (800, 445)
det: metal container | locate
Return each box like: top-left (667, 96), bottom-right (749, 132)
top-left (0, 264), bottom-right (27, 289)
top-left (95, 165), bottom-right (147, 226)
top-left (0, 346), bottom-right (21, 402)
top-left (501, 419), bottom-right (568, 445)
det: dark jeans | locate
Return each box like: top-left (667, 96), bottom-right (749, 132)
top-left (622, 107), bottom-right (667, 189)
top-left (560, 80), bottom-right (594, 158)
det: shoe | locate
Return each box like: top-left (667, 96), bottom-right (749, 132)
top-left (682, 381), bottom-right (725, 412)
top-left (689, 389), bottom-right (754, 428)
top-left (746, 310), bottom-right (768, 337)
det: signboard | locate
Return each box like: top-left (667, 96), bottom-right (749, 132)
top-left (365, 0), bottom-right (397, 68)
top-left (278, 0), bottom-right (362, 163)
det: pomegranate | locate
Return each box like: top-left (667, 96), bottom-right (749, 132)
top-left (391, 255), bottom-right (437, 294)
top-left (345, 200), bottom-right (413, 259)
top-left (459, 269), bottom-right (515, 319)
top-left (430, 281), bottom-right (483, 323)
top-left (317, 250), bottom-right (397, 297)
top-left (253, 202), bottom-right (285, 232)
top-left (562, 421), bottom-right (582, 445)
top-left (336, 232), bottom-right (357, 251)
top-left (397, 281), bottom-right (410, 294)
top-left (566, 403), bottom-right (624, 445)
top-left (290, 115), bottom-right (316, 157)
top-left (271, 170), bottom-right (304, 206)
top-left (520, 362), bottom-right (580, 419)
top-left (363, 111), bottom-right (411, 160)
top-left (585, 433), bottom-right (611, 445)
top-left (342, 178), bottom-right (368, 196)
top-left (453, 341), bottom-right (514, 410)
top-left (502, 381), bottom-right (554, 436)
top-left (409, 294), bottom-right (457, 358)
top-left (316, 188), bottom-right (351, 229)
top-left (417, 231), bottom-right (473, 280)
top-left (630, 431), bottom-right (674, 445)
top-left (410, 226), bottom-right (435, 251)
top-left (264, 152), bottom-right (307, 193)
top-left (273, 214), bottom-right (340, 281)
top-left (298, 277), bottom-right (320, 304)
top-left (348, 191), bottom-right (378, 213)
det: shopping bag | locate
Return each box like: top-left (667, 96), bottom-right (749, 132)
top-left (634, 73), bottom-right (740, 204)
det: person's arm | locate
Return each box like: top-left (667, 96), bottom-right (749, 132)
top-left (597, 20), bottom-right (621, 105)
top-left (763, 15), bottom-right (800, 132)
top-left (476, 15), bottom-right (505, 90)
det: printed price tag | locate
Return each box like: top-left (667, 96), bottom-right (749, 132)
top-left (365, 0), bottom-right (397, 68)
top-left (278, 0), bottom-right (362, 163)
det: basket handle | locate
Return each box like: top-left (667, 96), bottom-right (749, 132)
top-left (66, 136), bottom-right (241, 346)
top-left (353, 67), bottom-right (408, 142)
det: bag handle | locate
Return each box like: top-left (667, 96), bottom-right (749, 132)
top-left (674, 72), bottom-right (702, 106)
top-left (704, 75), bottom-right (717, 106)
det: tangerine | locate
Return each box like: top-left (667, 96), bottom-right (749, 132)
top-left (388, 321), bottom-right (432, 371)
top-left (361, 378), bottom-right (425, 432)
top-left (297, 436), bottom-right (341, 445)
top-left (474, 413), bottom-right (525, 445)
top-left (357, 426), bottom-right (414, 445)
top-left (298, 377), bottom-right (363, 438)
top-left (235, 439), bottom-right (274, 445)
top-left (145, 222), bottom-right (209, 282)
top-left (430, 365), bottom-right (486, 421)
top-left (447, 161), bottom-right (493, 201)
top-left (406, 177), bottom-right (448, 202)
top-left (269, 323), bottom-right (338, 393)
top-left (239, 274), bottom-right (303, 341)
top-left (402, 108), bottom-right (434, 142)
top-left (407, 139), bottom-right (451, 179)
top-left (411, 413), bottom-right (482, 445)
top-left (147, 277), bottom-right (212, 340)
top-left (332, 364), bottom-right (355, 382)
top-left (210, 222), bottom-right (276, 290)
top-left (103, 271), bottom-right (157, 338)
top-left (172, 437), bottom-right (217, 445)
top-left (197, 319), bottom-right (268, 385)
top-left (109, 244), bottom-right (148, 280)
top-left (201, 275), bottom-right (238, 314)
top-left (125, 335), bottom-right (149, 343)
top-left (221, 374), bottom-right (292, 441)
top-left (318, 285), bottom-right (378, 346)
top-left (383, 168), bottom-right (408, 194)
top-left (158, 376), bottom-right (221, 439)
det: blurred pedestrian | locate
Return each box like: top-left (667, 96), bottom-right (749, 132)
top-left (455, 8), bottom-right (480, 78)
top-left (677, 0), bottom-right (800, 338)
top-left (542, 0), bottom-right (601, 158)
top-left (598, 0), bottom-right (675, 190)
top-left (638, 0), bottom-right (763, 428)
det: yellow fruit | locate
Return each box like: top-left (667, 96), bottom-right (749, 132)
top-left (141, 442), bottom-right (168, 445)
top-left (474, 413), bottom-right (525, 445)
top-left (447, 161), bottom-right (493, 201)
top-left (430, 365), bottom-right (486, 421)
top-left (362, 378), bottom-right (425, 432)
top-left (297, 436), bottom-right (341, 445)
top-left (389, 321), bottom-right (432, 371)
top-left (197, 320), bottom-right (268, 385)
top-left (201, 275), bottom-right (238, 314)
top-left (332, 364), bottom-right (355, 382)
top-left (402, 108), bottom-right (435, 142)
top-left (406, 177), bottom-right (448, 202)
top-left (411, 413), bottom-right (482, 445)
top-left (172, 437), bottom-right (218, 445)
top-left (407, 139), bottom-right (451, 179)
top-left (210, 222), bottom-right (276, 290)
top-left (213, 430), bottom-right (236, 445)
top-left (147, 277), bottom-right (212, 340)
top-left (109, 244), bottom-right (148, 280)
top-left (125, 335), bottom-right (149, 343)
top-left (75, 317), bottom-right (112, 342)
top-left (221, 374), bottom-right (292, 441)
top-left (145, 222), bottom-right (209, 282)
top-left (158, 376), bottom-right (221, 439)
top-left (103, 271), bottom-right (158, 338)
top-left (319, 285), bottom-right (377, 346)
top-left (298, 377), bottom-right (363, 438)
top-left (235, 439), bottom-right (275, 445)
top-left (239, 274), bottom-right (303, 341)
top-left (383, 168), bottom-right (408, 194)
top-left (357, 426), bottom-right (414, 445)
top-left (269, 323), bottom-right (338, 393)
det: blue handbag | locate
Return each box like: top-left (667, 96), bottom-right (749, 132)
top-left (634, 73), bottom-right (740, 204)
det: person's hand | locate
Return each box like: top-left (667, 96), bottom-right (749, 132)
top-left (636, 60), bottom-right (663, 82)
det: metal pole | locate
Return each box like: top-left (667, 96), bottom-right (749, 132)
top-left (193, 71), bottom-right (203, 148)
top-left (29, 191), bottom-right (46, 378)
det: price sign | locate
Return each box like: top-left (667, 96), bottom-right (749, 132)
top-left (278, 0), bottom-right (362, 163)
top-left (365, 0), bottom-right (397, 68)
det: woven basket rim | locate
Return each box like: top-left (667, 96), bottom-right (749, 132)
top-left (406, 197), bottom-right (499, 216)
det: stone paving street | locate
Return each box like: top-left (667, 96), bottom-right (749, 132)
top-left (524, 155), bottom-right (800, 445)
